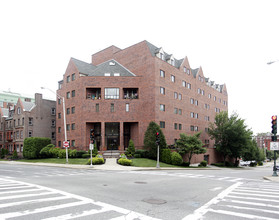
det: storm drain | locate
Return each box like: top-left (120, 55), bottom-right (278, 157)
top-left (134, 181), bottom-right (147, 184)
top-left (142, 198), bottom-right (167, 205)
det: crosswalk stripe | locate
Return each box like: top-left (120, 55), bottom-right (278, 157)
top-left (0, 188), bottom-right (43, 194)
top-left (227, 194), bottom-right (279, 203)
top-left (230, 191), bottom-right (279, 198)
top-left (222, 204), bottom-right (279, 215)
top-left (0, 191), bottom-right (58, 201)
top-left (223, 198), bottom-right (279, 208)
top-left (0, 195), bottom-right (71, 208)
top-left (208, 208), bottom-right (278, 220)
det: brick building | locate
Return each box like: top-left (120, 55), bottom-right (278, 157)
top-left (0, 93), bottom-right (56, 156)
top-left (56, 41), bottom-right (228, 164)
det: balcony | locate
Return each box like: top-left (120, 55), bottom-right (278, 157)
top-left (86, 88), bottom-right (101, 100)
top-left (123, 88), bottom-right (138, 99)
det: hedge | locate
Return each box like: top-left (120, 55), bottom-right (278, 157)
top-left (23, 137), bottom-right (51, 159)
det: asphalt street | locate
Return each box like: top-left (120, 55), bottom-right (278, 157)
top-left (0, 162), bottom-right (278, 220)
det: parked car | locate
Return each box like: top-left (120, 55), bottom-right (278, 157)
top-left (239, 160), bottom-right (250, 166)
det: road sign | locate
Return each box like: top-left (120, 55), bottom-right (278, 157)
top-left (89, 144), bottom-right (94, 150)
top-left (270, 142), bottom-right (279, 151)
top-left (63, 141), bottom-right (69, 148)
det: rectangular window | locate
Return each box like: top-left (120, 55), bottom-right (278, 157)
top-left (28, 130), bottom-right (32, 137)
top-left (67, 92), bottom-right (70, 99)
top-left (58, 127), bottom-right (61, 133)
top-left (58, 141), bottom-right (61, 147)
top-left (174, 123), bottom-right (178, 130)
top-left (51, 108), bottom-right (56, 115)
top-left (190, 98), bottom-right (194, 104)
top-left (20, 131), bottom-right (23, 139)
top-left (29, 118), bottom-right (33, 125)
top-left (160, 121), bottom-right (165, 128)
top-left (58, 113), bottom-right (61, 119)
top-left (111, 103), bottom-right (115, 112)
top-left (160, 69), bottom-right (165, 78)
top-left (208, 94), bottom-right (211, 99)
top-left (195, 100), bottom-right (198, 106)
top-left (52, 120), bottom-right (56, 127)
top-left (187, 69), bottom-right (190, 75)
top-left (183, 66), bottom-right (187, 73)
top-left (51, 132), bottom-right (55, 139)
top-left (58, 98), bottom-right (61, 104)
top-left (178, 109), bottom-right (182, 115)
top-left (66, 75), bottom-right (70, 83)
top-left (160, 87), bottom-right (165, 95)
top-left (22, 117), bottom-right (24, 125)
top-left (96, 103), bottom-right (99, 112)
top-left (71, 90), bottom-right (75, 97)
top-left (187, 83), bottom-right (191, 89)
top-left (174, 108), bottom-right (178, 114)
top-left (171, 75), bottom-right (175, 82)
top-left (174, 92), bottom-right (178, 99)
top-left (71, 123), bottom-right (75, 130)
top-left (126, 103), bottom-right (129, 112)
top-left (72, 73), bottom-right (76, 81)
top-left (195, 126), bottom-right (198, 131)
top-left (195, 113), bottom-right (198, 119)
top-left (67, 108), bottom-right (70, 114)
top-left (66, 124), bottom-right (70, 131)
top-left (182, 81), bottom-right (186, 87)
top-left (71, 107), bottom-right (75, 114)
top-left (178, 94), bottom-right (182, 100)
top-left (71, 140), bottom-right (75, 147)
top-left (179, 124), bottom-right (182, 130)
top-left (160, 104), bottom-right (165, 112)
top-left (105, 88), bottom-right (119, 99)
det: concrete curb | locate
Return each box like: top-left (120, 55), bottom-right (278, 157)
top-left (263, 176), bottom-right (279, 182)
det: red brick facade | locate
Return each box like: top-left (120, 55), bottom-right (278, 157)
top-left (56, 41), bottom-right (228, 164)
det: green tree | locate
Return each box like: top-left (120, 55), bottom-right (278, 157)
top-left (126, 139), bottom-right (135, 157)
top-left (144, 121), bottom-right (167, 159)
top-left (208, 111), bottom-right (253, 166)
top-left (176, 132), bottom-right (206, 165)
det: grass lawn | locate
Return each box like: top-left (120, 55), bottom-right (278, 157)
top-left (18, 158), bottom-right (88, 165)
top-left (132, 158), bottom-right (189, 168)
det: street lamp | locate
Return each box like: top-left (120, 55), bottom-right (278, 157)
top-left (267, 60), bottom-right (279, 65)
top-left (41, 87), bottom-right (68, 163)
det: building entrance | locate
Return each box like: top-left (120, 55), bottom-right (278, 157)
top-left (105, 122), bottom-right (119, 150)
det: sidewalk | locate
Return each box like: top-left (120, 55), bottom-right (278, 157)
top-left (1, 159), bottom-right (279, 182)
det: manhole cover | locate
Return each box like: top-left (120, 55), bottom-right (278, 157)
top-left (134, 181), bottom-right (147, 184)
top-left (142, 198), bottom-right (167, 205)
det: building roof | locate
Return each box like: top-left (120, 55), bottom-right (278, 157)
top-left (88, 59), bottom-right (136, 77)
top-left (1, 108), bottom-right (9, 117)
top-left (191, 68), bottom-right (199, 78)
top-left (71, 58), bottom-right (96, 75)
top-left (21, 101), bottom-right (36, 112)
top-left (72, 58), bottom-right (136, 77)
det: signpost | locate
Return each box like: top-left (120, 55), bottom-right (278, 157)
top-left (270, 142), bottom-right (279, 151)
top-left (63, 141), bottom-right (69, 148)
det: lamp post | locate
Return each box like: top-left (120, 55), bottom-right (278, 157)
top-left (41, 87), bottom-right (68, 164)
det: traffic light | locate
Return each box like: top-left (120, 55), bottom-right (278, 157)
top-left (156, 132), bottom-right (160, 144)
top-left (272, 115), bottom-right (277, 135)
top-left (90, 129), bottom-right (95, 140)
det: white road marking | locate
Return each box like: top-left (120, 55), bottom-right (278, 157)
top-left (182, 182), bottom-right (242, 220)
top-left (210, 187), bottom-right (223, 191)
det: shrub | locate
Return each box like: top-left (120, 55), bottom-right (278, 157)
top-left (134, 154), bottom-right (141, 158)
top-left (40, 144), bottom-right (55, 158)
top-left (182, 162), bottom-right (190, 167)
top-left (258, 161), bottom-right (263, 166)
top-left (135, 149), bottom-right (148, 158)
top-left (171, 152), bottom-right (183, 165)
top-left (87, 157), bottom-right (104, 165)
top-left (11, 151), bottom-right (18, 160)
top-left (199, 160), bottom-right (207, 167)
top-left (119, 153), bottom-right (127, 159)
top-left (76, 150), bottom-right (87, 158)
top-left (23, 137), bottom-right (51, 159)
top-left (1, 148), bottom-right (8, 158)
top-left (126, 139), bottom-right (135, 157)
top-left (58, 149), bottom-right (66, 158)
top-left (49, 147), bottom-right (61, 158)
top-left (69, 149), bottom-right (77, 158)
top-left (225, 161), bottom-right (234, 167)
top-left (118, 158), bottom-right (132, 166)
top-left (82, 153), bottom-right (90, 158)
top-left (161, 149), bottom-right (172, 164)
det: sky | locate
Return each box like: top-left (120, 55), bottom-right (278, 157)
top-left (1, 0), bottom-right (279, 135)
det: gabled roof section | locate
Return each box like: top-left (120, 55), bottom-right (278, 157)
top-left (21, 100), bottom-right (36, 112)
top-left (191, 68), bottom-right (199, 78)
top-left (145, 41), bottom-right (182, 68)
top-left (71, 58), bottom-right (97, 75)
top-left (88, 59), bottom-right (136, 77)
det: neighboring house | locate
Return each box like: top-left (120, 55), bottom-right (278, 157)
top-left (0, 93), bottom-right (56, 156)
top-left (56, 40), bottom-right (228, 164)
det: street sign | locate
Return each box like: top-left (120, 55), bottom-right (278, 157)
top-left (89, 144), bottom-right (94, 150)
top-left (270, 142), bottom-right (279, 151)
top-left (63, 141), bottom-right (69, 148)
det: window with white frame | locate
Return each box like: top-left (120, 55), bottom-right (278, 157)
top-left (182, 81), bottom-right (186, 87)
top-left (105, 88), bottom-right (119, 99)
top-left (160, 70), bottom-right (165, 78)
top-left (126, 103), bottom-right (129, 112)
top-left (171, 75), bottom-right (175, 82)
top-left (174, 92), bottom-right (178, 99)
top-left (160, 87), bottom-right (165, 95)
top-left (160, 104), bottom-right (165, 111)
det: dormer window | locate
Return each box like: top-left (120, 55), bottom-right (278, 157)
top-left (160, 53), bottom-right (164, 60)
top-left (104, 73), bottom-right (111, 76)
top-left (170, 59), bottom-right (174, 66)
top-left (17, 107), bottom-right (21, 115)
